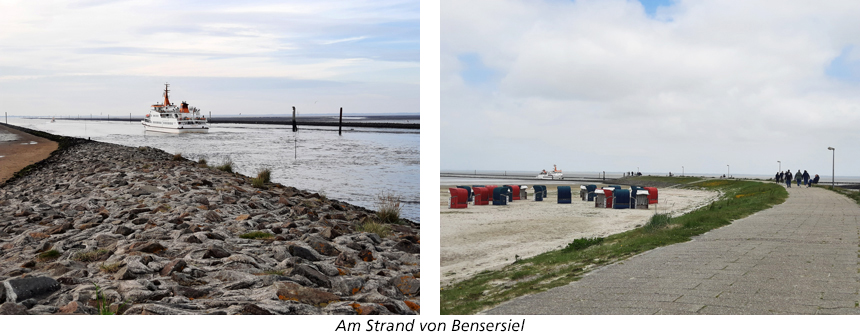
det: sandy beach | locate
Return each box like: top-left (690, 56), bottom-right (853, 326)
top-left (0, 124), bottom-right (58, 183)
top-left (440, 183), bottom-right (719, 286)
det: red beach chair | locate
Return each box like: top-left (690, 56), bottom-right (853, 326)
top-left (505, 185), bottom-right (521, 200)
top-left (473, 187), bottom-right (489, 205)
top-left (643, 187), bottom-right (659, 204)
top-left (603, 188), bottom-right (614, 208)
top-left (448, 188), bottom-right (468, 209)
top-left (485, 185), bottom-right (498, 199)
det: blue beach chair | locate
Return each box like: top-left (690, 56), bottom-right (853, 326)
top-left (557, 186), bottom-right (572, 204)
top-left (500, 186), bottom-right (513, 202)
top-left (580, 184), bottom-right (597, 201)
top-left (533, 185), bottom-right (545, 201)
top-left (492, 187), bottom-right (508, 205)
top-left (613, 189), bottom-right (631, 209)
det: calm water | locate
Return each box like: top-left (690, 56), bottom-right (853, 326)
top-left (12, 118), bottom-right (419, 222)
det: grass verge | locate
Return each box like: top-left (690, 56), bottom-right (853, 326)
top-left (440, 178), bottom-right (787, 315)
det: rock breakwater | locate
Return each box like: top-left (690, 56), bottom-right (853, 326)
top-left (0, 137), bottom-right (419, 315)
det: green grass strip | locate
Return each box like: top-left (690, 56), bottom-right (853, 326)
top-left (440, 178), bottom-right (788, 315)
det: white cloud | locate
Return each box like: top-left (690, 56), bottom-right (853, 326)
top-left (0, 0), bottom-right (418, 115)
top-left (442, 0), bottom-right (860, 176)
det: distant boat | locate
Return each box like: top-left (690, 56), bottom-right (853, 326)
top-left (141, 83), bottom-right (208, 134)
top-left (537, 164), bottom-right (563, 179)
top-left (50, 117), bottom-right (55, 123)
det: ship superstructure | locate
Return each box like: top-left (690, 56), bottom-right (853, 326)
top-left (141, 83), bottom-right (208, 133)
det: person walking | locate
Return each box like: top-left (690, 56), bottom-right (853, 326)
top-left (785, 170), bottom-right (793, 188)
top-left (779, 171), bottom-right (784, 183)
top-left (802, 170), bottom-right (810, 187)
top-left (775, 172), bottom-right (780, 183)
top-left (795, 169), bottom-right (803, 187)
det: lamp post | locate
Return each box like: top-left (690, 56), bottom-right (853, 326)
top-left (828, 147), bottom-right (835, 189)
top-left (682, 166), bottom-right (684, 177)
top-left (777, 160), bottom-right (781, 172)
top-left (727, 165), bottom-right (730, 178)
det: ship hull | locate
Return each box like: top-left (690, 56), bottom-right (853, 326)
top-left (142, 122), bottom-right (208, 134)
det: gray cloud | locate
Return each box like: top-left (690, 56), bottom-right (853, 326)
top-left (442, 0), bottom-right (860, 177)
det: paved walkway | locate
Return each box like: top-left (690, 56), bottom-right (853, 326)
top-left (485, 186), bottom-right (860, 314)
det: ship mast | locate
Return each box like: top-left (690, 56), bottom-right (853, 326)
top-left (163, 83), bottom-right (171, 106)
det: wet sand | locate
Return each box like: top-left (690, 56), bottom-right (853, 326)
top-left (440, 184), bottom-right (719, 286)
top-left (0, 124), bottom-right (58, 183)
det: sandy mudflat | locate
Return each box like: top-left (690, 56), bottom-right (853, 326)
top-left (440, 184), bottom-right (719, 286)
top-left (0, 124), bottom-right (58, 183)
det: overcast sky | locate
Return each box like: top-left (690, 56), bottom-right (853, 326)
top-left (0, 0), bottom-right (418, 117)
top-left (441, 0), bottom-right (860, 177)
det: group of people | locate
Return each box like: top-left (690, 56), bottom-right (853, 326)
top-left (776, 170), bottom-right (819, 188)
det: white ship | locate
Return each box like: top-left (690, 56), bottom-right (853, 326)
top-left (142, 83), bottom-right (208, 133)
top-left (536, 164), bottom-right (563, 179)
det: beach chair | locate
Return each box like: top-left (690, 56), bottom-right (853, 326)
top-left (634, 190), bottom-right (649, 209)
top-left (473, 187), bottom-right (489, 205)
top-left (504, 185), bottom-right (521, 200)
top-left (557, 186), bottom-right (572, 204)
top-left (585, 185), bottom-right (597, 201)
top-left (519, 185), bottom-right (528, 200)
top-left (532, 185), bottom-right (545, 201)
top-left (448, 188), bottom-right (468, 209)
top-left (612, 189), bottom-right (630, 209)
top-left (456, 185), bottom-right (473, 202)
top-left (498, 185), bottom-right (514, 202)
top-left (492, 187), bottom-right (508, 205)
top-left (580, 184), bottom-right (597, 201)
top-left (643, 187), bottom-right (659, 204)
top-left (594, 189), bottom-right (606, 208)
top-left (597, 188), bottom-right (614, 208)
top-left (534, 185), bottom-right (547, 198)
top-left (485, 185), bottom-right (498, 200)
top-left (629, 186), bottom-right (643, 207)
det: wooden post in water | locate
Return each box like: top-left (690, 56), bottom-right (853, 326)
top-left (292, 106), bottom-right (298, 132)
top-left (338, 107), bottom-right (343, 136)
top-left (130, 113), bottom-right (131, 122)
top-left (4, 112), bottom-right (6, 124)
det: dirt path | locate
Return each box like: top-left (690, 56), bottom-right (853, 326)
top-left (440, 184), bottom-right (719, 286)
top-left (0, 124), bottom-right (58, 183)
